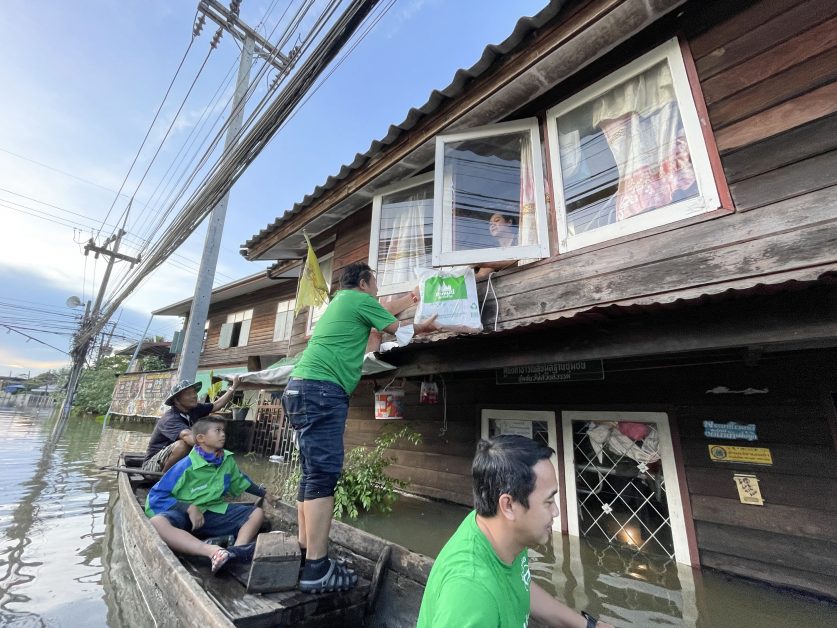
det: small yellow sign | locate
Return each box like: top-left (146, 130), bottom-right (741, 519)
top-left (708, 444), bottom-right (773, 465)
top-left (733, 474), bottom-right (764, 505)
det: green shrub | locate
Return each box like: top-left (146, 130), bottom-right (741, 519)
top-left (280, 426), bottom-right (421, 519)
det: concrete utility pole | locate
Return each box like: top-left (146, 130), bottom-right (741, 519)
top-left (59, 227), bottom-right (140, 423)
top-left (177, 0), bottom-right (289, 382)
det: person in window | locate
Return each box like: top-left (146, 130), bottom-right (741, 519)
top-left (474, 212), bottom-right (519, 280)
top-left (142, 376), bottom-right (240, 473)
top-left (418, 435), bottom-right (614, 628)
top-left (281, 261), bottom-right (440, 593)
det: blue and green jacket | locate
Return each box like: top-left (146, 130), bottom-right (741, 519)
top-left (145, 448), bottom-right (264, 517)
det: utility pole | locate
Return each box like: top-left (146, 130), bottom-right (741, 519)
top-left (60, 225), bottom-right (140, 423)
top-left (177, 0), bottom-right (289, 382)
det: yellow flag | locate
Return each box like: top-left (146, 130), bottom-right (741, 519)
top-left (295, 233), bottom-right (329, 316)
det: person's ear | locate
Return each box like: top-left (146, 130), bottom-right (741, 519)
top-left (498, 493), bottom-right (516, 520)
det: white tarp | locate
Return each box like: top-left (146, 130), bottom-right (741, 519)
top-left (219, 352), bottom-right (398, 390)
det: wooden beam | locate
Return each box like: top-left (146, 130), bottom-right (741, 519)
top-left (384, 285), bottom-right (837, 376)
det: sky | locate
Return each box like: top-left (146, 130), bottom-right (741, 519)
top-left (0, 0), bottom-right (548, 376)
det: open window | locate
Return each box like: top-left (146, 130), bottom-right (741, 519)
top-left (369, 173), bottom-right (434, 295)
top-left (546, 38), bottom-right (721, 252)
top-left (218, 309), bottom-right (252, 349)
top-left (273, 298), bottom-right (296, 342)
top-left (432, 118), bottom-right (549, 267)
top-left (306, 253), bottom-right (333, 336)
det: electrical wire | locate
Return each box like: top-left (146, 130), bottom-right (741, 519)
top-left (95, 16), bottom-right (200, 239)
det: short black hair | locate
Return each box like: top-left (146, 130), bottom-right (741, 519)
top-left (490, 212), bottom-right (517, 226)
top-left (340, 261), bottom-right (375, 289)
top-left (472, 435), bottom-right (554, 516)
top-left (193, 417), bottom-right (225, 438)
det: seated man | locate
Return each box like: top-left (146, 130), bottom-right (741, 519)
top-left (145, 417), bottom-right (270, 573)
top-left (418, 435), bottom-right (614, 628)
top-left (142, 376), bottom-right (240, 472)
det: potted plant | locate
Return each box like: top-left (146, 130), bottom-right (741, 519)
top-left (230, 393), bottom-right (254, 421)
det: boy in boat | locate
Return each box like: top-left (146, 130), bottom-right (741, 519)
top-left (145, 417), bottom-right (269, 573)
top-left (417, 435), bottom-right (614, 628)
top-left (142, 376), bottom-right (241, 473)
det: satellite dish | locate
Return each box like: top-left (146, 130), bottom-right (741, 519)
top-left (66, 296), bottom-right (82, 308)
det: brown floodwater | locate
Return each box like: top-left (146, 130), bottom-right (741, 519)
top-left (0, 407), bottom-right (835, 627)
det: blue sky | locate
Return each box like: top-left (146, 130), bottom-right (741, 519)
top-left (0, 0), bottom-right (548, 376)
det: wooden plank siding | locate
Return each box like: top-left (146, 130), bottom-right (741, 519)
top-left (199, 282), bottom-right (297, 369)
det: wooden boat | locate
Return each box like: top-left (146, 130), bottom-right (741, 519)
top-left (117, 452), bottom-right (432, 627)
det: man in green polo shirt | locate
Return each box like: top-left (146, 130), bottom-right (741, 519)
top-left (418, 435), bottom-right (614, 628)
top-left (282, 261), bottom-right (439, 593)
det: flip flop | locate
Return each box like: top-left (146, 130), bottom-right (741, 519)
top-left (299, 557), bottom-right (358, 593)
top-left (210, 548), bottom-right (231, 574)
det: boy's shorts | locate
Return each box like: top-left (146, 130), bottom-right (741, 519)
top-left (158, 503), bottom-right (256, 539)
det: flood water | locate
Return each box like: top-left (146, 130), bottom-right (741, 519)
top-left (0, 406), bottom-right (835, 627)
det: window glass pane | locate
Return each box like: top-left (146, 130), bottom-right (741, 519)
top-left (274, 305), bottom-right (294, 342)
top-left (557, 60), bottom-right (698, 237)
top-left (377, 181), bottom-right (433, 288)
top-left (443, 131), bottom-right (533, 253)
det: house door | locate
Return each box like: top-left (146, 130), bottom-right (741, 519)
top-left (481, 409), bottom-right (560, 531)
top-left (561, 411), bottom-right (693, 565)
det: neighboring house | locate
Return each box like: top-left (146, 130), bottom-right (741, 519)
top-left (237, 0), bottom-right (837, 597)
top-left (115, 341), bottom-right (175, 371)
top-left (154, 271), bottom-right (298, 395)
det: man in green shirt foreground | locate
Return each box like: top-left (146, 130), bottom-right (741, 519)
top-left (282, 261), bottom-right (439, 592)
top-left (418, 435), bottom-right (615, 628)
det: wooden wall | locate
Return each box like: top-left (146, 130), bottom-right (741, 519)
top-left (343, 348), bottom-right (837, 597)
top-left (476, 0), bottom-right (837, 330)
top-left (200, 281), bottom-right (297, 369)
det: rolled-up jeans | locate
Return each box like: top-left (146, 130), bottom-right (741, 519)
top-left (281, 378), bottom-right (349, 501)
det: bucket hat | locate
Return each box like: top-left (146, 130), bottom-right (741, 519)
top-left (165, 379), bottom-right (203, 406)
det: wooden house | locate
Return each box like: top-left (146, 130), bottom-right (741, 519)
top-left (238, 0), bottom-right (837, 598)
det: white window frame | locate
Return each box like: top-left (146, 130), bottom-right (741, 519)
top-left (219, 308), bottom-right (253, 348)
top-left (306, 253), bottom-right (333, 336)
top-left (432, 117), bottom-right (550, 267)
top-left (561, 410), bottom-right (694, 565)
top-left (546, 38), bottom-right (721, 253)
top-left (481, 409), bottom-right (561, 531)
top-left (369, 172), bottom-right (435, 296)
top-left (273, 298), bottom-right (296, 342)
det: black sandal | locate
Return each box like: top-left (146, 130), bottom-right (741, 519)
top-left (298, 558), bottom-right (358, 593)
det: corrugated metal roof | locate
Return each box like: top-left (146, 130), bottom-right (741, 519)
top-left (383, 268), bottom-right (837, 352)
top-left (241, 1), bottom-right (567, 255)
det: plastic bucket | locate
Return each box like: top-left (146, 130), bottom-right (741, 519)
top-left (374, 388), bottom-right (404, 420)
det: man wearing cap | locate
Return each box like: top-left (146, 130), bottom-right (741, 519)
top-left (142, 375), bottom-right (241, 472)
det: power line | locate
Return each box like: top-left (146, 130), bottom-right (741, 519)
top-left (1, 324), bottom-right (71, 355)
top-left (96, 19), bottom-right (200, 238)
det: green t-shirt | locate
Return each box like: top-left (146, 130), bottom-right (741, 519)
top-left (292, 289), bottom-right (397, 394)
top-left (417, 511), bottom-right (531, 628)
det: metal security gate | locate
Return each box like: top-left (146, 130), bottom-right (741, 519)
top-left (562, 411), bottom-right (693, 565)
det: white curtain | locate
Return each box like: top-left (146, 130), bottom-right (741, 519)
top-left (592, 61), bottom-right (697, 221)
top-left (518, 134), bottom-right (538, 247)
top-left (378, 197), bottom-right (429, 287)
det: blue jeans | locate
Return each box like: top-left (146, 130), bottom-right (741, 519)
top-left (281, 378), bottom-right (349, 501)
top-left (158, 502), bottom-right (256, 538)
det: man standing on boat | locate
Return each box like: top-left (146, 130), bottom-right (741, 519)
top-left (282, 261), bottom-right (439, 593)
top-left (417, 435), bottom-right (614, 628)
top-left (142, 376), bottom-right (241, 473)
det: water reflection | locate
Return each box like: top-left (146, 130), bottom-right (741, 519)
top-left (1, 407), bottom-right (835, 627)
top-left (0, 407), bottom-right (153, 627)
